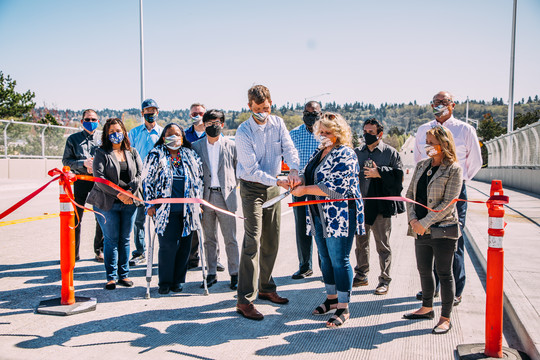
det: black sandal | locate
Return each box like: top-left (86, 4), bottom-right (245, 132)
top-left (313, 298), bottom-right (338, 315)
top-left (326, 307), bottom-right (349, 328)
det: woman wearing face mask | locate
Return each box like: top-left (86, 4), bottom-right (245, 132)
top-left (143, 123), bottom-right (203, 294)
top-left (291, 112), bottom-right (365, 328)
top-left (87, 118), bottom-right (143, 290)
top-left (403, 125), bottom-right (462, 335)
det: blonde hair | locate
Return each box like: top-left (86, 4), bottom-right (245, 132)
top-left (427, 125), bottom-right (458, 164)
top-left (313, 112), bottom-right (353, 148)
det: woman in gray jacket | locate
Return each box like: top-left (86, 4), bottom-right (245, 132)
top-left (403, 125), bottom-right (462, 334)
top-left (87, 118), bottom-right (143, 290)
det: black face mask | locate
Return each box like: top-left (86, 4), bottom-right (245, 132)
top-left (205, 123), bottom-right (222, 137)
top-left (363, 132), bottom-right (379, 145)
top-left (144, 113), bottom-right (157, 123)
top-left (303, 112), bottom-right (320, 127)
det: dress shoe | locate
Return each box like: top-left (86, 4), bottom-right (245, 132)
top-left (236, 303), bottom-right (264, 320)
top-left (291, 269), bottom-right (313, 280)
top-left (217, 262), bottom-right (226, 272)
top-left (158, 286), bottom-right (170, 295)
top-left (402, 310), bottom-right (435, 320)
top-left (453, 295), bottom-right (462, 306)
top-left (416, 290), bottom-right (439, 301)
top-left (259, 291), bottom-right (289, 304)
top-left (432, 321), bottom-right (452, 334)
top-left (170, 285), bottom-right (183, 292)
top-left (201, 274), bottom-right (217, 288)
top-left (374, 283), bottom-right (389, 295)
top-left (118, 278), bottom-right (134, 287)
top-left (230, 274), bottom-right (238, 290)
top-left (353, 276), bottom-right (368, 287)
top-left (105, 281), bottom-right (116, 290)
top-left (187, 260), bottom-right (199, 270)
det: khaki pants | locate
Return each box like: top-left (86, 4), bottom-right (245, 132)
top-left (237, 180), bottom-right (281, 304)
top-left (354, 214), bottom-right (392, 285)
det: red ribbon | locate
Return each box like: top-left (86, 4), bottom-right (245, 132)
top-left (289, 195), bottom-right (488, 213)
top-left (0, 168), bottom-right (244, 221)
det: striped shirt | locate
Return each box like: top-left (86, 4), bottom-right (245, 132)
top-left (290, 124), bottom-right (320, 171)
top-left (236, 115), bottom-right (300, 186)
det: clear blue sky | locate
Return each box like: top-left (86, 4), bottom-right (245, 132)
top-left (1, 0), bottom-right (539, 111)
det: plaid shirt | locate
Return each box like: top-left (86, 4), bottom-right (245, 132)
top-left (406, 158), bottom-right (463, 237)
top-left (290, 124), bottom-right (320, 171)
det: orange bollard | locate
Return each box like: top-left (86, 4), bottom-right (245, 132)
top-left (484, 180), bottom-right (509, 358)
top-left (59, 165), bottom-right (76, 305)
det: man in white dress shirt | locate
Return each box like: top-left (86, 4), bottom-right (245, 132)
top-left (414, 91), bottom-right (482, 306)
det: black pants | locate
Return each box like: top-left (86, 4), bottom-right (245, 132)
top-left (158, 212), bottom-right (193, 288)
top-left (73, 179), bottom-right (104, 258)
top-left (415, 234), bottom-right (457, 318)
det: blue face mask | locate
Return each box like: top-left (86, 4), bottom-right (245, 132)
top-left (109, 132), bottom-right (124, 144)
top-left (144, 113), bottom-right (156, 123)
top-left (83, 121), bottom-right (98, 132)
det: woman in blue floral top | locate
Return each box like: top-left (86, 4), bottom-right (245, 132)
top-left (292, 112), bottom-right (365, 328)
top-left (143, 123), bottom-right (203, 294)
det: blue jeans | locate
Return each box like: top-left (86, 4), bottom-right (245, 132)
top-left (313, 207), bottom-right (356, 304)
top-left (433, 181), bottom-right (467, 297)
top-left (132, 205), bottom-right (146, 257)
top-left (95, 203), bottom-right (137, 282)
top-left (292, 195), bottom-right (313, 273)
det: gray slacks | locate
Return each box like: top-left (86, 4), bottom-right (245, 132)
top-left (354, 214), bottom-right (392, 285)
top-left (237, 180), bottom-right (281, 304)
top-left (201, 189), bottom-right (239, 276)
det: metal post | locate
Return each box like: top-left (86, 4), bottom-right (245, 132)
top-left (139, 0), bottom-right (145, 104)
top-left (507, 0), bottom-right (517, 166)
top-left (41, 124), bottom-right (49, 158)
top-left (4, 121), bottom-right (11, 157)
top-left (466, 96), bottom-right (469, 125)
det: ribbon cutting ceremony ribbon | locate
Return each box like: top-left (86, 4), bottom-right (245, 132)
top-left (0, 168), bottom-right (244, 221)
top-left (288, 195), bottom-right (490, 213)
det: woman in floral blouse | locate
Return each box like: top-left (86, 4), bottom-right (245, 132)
top-left (143, 123), bottom-right (203, 295)
top-left (292, 112), bottom-right (365, 328)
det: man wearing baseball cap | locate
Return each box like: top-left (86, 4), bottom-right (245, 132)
top-left (128, 98), bottom-right (164, 266)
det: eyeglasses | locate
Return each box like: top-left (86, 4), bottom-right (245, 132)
top-left (432, 99), bottom-right (452, 106)
top-left (303, 111), bottom-right (321, 116)
top-left (83, 118), bottom-right (98, 122)
top-left (191, 112), bottom-right (205, 117)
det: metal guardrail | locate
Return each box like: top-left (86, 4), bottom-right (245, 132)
top-left (0, 119), bottom-right (102, 159)
top-left (484, 121), bottom-right (540, 167)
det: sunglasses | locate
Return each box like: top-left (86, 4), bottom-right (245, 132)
top-left (83, 118), bottom-right (98, 122)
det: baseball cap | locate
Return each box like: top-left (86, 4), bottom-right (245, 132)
top-left (141, 98), bottom-right (159, 110)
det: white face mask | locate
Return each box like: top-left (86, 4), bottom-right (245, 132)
top-left (191, 115), bottom-right (202, 123)
top-left (164, 135), bottom-right (182, 150)
top-left (433, 105), bottom-right (450, 117)
top-left (252, 112), bottom-right (269, 122)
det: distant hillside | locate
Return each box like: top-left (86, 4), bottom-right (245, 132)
top-left (31, 96), bottom-right (540, 137)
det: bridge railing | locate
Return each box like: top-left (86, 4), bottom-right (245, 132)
top-left (0, 119), bottom-right (101, 159)
top-left (484, 121), bottom-right (540, 167)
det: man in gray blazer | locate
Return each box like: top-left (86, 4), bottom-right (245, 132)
top-left (192, 109), bottom-right (240, 290)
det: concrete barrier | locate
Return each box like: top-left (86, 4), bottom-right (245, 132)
top-left (474, 167), bottom-right (540, 195)
top-left (0, 159), bottom-right (63, 179)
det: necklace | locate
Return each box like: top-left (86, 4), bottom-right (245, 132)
top-left (427, 166), bottom-right (433, 177)
top-left (170, 155), bottom-right (181, 168)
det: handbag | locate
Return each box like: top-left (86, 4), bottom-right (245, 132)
top-left (430, 224), bottom-right (459, 240)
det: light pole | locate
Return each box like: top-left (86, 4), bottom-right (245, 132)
top-left (139, 0), bottom-right (146, 104)
top-left (507, 0), bottom-right (517, 166)
top-left (304, 93), bottom-right (331, 105)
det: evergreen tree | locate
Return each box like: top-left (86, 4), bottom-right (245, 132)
top-left (0, 71), bottom-right (36, 119)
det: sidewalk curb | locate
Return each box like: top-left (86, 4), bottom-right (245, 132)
top-left (464, 225), bottom-right (539, 360)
